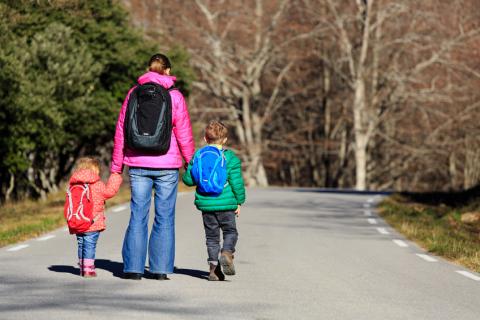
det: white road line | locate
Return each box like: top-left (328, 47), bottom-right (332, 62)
top-left (367, 198), bottom-right (374, 203)
top-left (363, 203), bottom-right (371, 208)
top-left (376, 227), bottom-right (390, 235)
top-left (367, 218), bottom-right (377, 224)
top-left (456, 271), bottom-right (480, 281)
top-left (364, 210), bottom-right (372, 216)
top-left (7, 244), bottom-right (29, 252)
top-left (393, 239), bottom-right (408, 247)
top-left (37, 235), bottom-right (55, 241)
top-left (416, 254), bottom-right (437, 262)
top-left (112, 205), bottom-right (128, 213)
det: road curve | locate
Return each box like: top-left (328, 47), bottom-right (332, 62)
top-left (0, 188), bottom-right (479, 320)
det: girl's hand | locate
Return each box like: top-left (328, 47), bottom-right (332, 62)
top-left (235, 205), bottom-right (241, 217)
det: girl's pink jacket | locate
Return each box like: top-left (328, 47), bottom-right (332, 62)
top-left (110, 72), bottom-right (195, 173)
top-left (68, 169), bottom-right (123, 233)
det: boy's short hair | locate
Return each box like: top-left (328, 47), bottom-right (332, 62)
top-left (205, 120), bottom-right (228, 144)
top-left (75, 157), bottom-right (100, 173)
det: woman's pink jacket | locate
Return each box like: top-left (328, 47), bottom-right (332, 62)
top-left (110, 72), bottom-right (195, 173)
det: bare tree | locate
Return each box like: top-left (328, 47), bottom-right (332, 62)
top-left (125, 0), bottom-right (319, 186)
top-left (302, 0), bottom-right (480, 190)
top-left (124, 0), bottom-right (480, 191)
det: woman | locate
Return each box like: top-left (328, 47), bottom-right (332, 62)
top-left (111, 53), bottom-right (194, 280)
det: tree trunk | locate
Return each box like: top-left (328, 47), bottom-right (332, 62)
top-left (244, 143), bottom-right (268, 187)
top-left (353, 78), bottom-right (368, 190)
top-left (5, 174), bottom-right (15, 202)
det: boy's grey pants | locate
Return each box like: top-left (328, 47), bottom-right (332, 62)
top-left (202, 210), bottom-right (238, 264)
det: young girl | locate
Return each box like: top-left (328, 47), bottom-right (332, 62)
top-left (67, 157), bottom-right (122, 277)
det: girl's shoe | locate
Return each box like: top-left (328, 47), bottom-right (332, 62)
top-left (219, 251), bottom-right (235, 276)
top-left (208, 263), bottom-right (225, 281)
top-left (82, 270), bottom-right (97, 278)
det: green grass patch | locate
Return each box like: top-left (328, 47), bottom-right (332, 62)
top-left (379, 193), bottom-right (480, 272)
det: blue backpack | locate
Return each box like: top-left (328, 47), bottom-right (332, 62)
top-left (191, 146), bottom-right (227, 196)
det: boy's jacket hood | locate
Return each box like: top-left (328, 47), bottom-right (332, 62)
top-left (137, 71), bottom-right (176, 88)
top-left (69, 169), bottom-right (100, 185)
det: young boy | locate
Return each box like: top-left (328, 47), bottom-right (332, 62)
top-left (182, 120), bottom-right (246, 281)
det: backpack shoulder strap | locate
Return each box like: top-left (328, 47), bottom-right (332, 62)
top-left (66, 186), bottom-right (74, 220)
top-left (84, 183), bottom-right (91, 200)
top-left (168, 86), bottom-right (181, 95)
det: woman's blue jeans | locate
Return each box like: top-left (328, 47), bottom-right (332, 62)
top-left (122, 168), bottom-right (179, 274)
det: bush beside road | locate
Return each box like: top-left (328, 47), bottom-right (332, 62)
top-left (379, 192), bottom-right (480, 273)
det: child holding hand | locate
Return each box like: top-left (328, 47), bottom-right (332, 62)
top-left (65, 157), bottom-right (122, 277)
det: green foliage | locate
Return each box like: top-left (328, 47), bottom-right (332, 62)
top-left (0, 0), bottom-right (193, 200)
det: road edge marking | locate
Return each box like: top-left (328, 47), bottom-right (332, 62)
top-left (112, 204), bottom-right (128, 213)
top-left (7, 244), bottom-right (29, 252)
top-left (393, 239), bottom-right (408, 247)
top-left (415, 253), bottom-right (437, 262)
top-left (37, 235), bottom-right (56, 241)
top-left (455, 270), bottom-right (480, 281)
top-left (376, 227), bottom-right (389, 235)
top-left (367, 218), bottom-right (377, 224)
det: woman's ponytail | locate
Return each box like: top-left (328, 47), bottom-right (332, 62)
top-left (148, 53), bottom-right (171, 75)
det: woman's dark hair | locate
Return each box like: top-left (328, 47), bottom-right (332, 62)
top-left (148, 53), bottom-right (171, 75)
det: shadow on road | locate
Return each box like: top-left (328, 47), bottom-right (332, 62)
top-left (48, 259), bottom-right (124, 278)
top-left (96, 259), bottom-right (124, 278)
top-left (48, 265), bottom-right (78, 275)
top-left (48, 261), bottom-right (210, 280)
top-left (173, 267), bottom-right (208, 280)
top-left (293, 188), bottom-right (391, 195)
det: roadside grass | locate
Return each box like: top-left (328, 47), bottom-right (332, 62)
top-left (378, 192), bottom-right (480, 272)
top-left (0, 182), bottom-right (193, 248)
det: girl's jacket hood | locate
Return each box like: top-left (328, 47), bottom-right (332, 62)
top-left (69, 169), bottom-right (100, 185)
top-left (137, 72), bottom-right (176, 88)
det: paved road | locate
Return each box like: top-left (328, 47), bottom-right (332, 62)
top-left (1, 188), bottom-right (479, 320)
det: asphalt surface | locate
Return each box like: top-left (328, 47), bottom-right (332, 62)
top-left (1, 188), bottom-right (479, 320)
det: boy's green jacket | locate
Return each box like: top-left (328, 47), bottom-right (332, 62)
top-left (182, 149), bottom-right (246, 212)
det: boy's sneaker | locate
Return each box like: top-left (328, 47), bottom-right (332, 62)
top-left (208, 263), bottom-right (225, 281)
top-left (219, 251), bottom-right (235, 276)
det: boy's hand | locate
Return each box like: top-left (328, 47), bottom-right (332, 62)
top-left (235, 205), bottom-right (241, 217)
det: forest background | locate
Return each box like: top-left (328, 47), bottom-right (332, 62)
top-left (1, 0), bottom-right (480, 202)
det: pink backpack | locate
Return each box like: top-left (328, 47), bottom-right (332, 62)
top-left (64, 184), bottom-right (94, 234)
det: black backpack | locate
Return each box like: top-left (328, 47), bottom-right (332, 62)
top-left (124, 82), bottom-right (174, 154)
